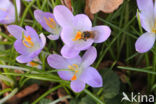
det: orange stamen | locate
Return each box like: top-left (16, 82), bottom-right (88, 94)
top-left (72, 31), bottom-right (82, 41)
top-left (71, 74), bottom-right (77, 80)
top-left (22, 35), bottom-right (34, 48)
top-left (29, 62), bottom-right (38, 67)
top-left (44, 17), bottom-right (56, 29)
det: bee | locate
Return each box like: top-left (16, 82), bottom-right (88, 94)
top-left (80, 31), bottom-right (95, 41)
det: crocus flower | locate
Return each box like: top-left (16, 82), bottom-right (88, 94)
top-left (27, 57), bottom-right (42, 69)
top-left (53, 5), bottom-right (111, 58)
top-left (0, 0), bottom-right (21, 24)
top-left (47, 46), bottom-right (103, 92)
top-left (34, 10), bottom-right (61, 40)
top-left (135, 0), bottom-right (156, 53)
top-left (7, 25), bottom-right (46, 63)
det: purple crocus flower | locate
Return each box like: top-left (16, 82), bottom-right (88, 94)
top-left (53, 5), bottom-right (111, 58)
top-left (135, 0), bottom-right (156, 53)
top-left (0, 0), bottom-right (21, 24)
top-left (47, 46), bottom-right (103, 92)
top-left (34, 10), bottom-right (61, 40)
top-left (7, 25), bottom-right (46, 63)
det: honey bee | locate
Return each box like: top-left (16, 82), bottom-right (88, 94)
top-left (80, 31), bottom-right (95, 41)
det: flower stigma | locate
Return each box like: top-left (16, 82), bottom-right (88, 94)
top-left (44, 17), bottom-right (56, 29)
top-left (68, 64), bottom-right (79, 81)
top-left (72, 31), bottom-right (82, 41)
top-left (29, 62), bottom-right (39, 67)
top-left (22, 35), bottom-right (34, 48)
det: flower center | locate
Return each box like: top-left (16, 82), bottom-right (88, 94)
top-left (44, 17), bottom-right (56, 29)
top-left (68, 64), bottom-right (79, 81)
top-left (72, 31), bottom-right (82, 41)
top-left (22, 35), bottom-right (34, 48)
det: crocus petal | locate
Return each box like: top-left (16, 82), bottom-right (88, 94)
top-left (0, 0), bottom-right (10, 9)
top-left (34, 10), bottom-right (60, 35)
top-left (7, 25), bottom-right (24, 39)
top-left (47, 34), bottom-right (59, 40)
top-left (61, 45), bottom-right (80, 59)
top-left (80, 67), bottom-right (103, 87)
top-left (137, 0), bottom-right (153, 16)
top-left (58, 71), bottom-right (73, 81)
top-left (70, 80), bottom-right (85, 92)
top-left (16, 0), bottom-right (21, 15)
top-left (47, 54), bottom-right (68, 69)
top-left (54, 5), bottom-right (74, 27)
top-left (0, 10), bottom-right (7, 21)
top-left (14, 40), bottom-right (30, 55)
top-left (81, 46), bottom-right (97, 68)
top-left (73, 14), bottom-right (92, 31)
top-left (66, 55), bottom-right (82, 65)
top-left (25, 26), bottom-right (40, 42)
top-left (92, 26), bottom-right (111, 43)
top-left (135, 32), bottom-right (155, 53)
top-left (39, 33), bottom-right (46, 48)
top-left (16, 54), bottom-right (33, 63)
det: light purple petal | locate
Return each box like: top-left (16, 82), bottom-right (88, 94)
top-left (80, 67), bottom-right (103, 87)
top-left (92, 26), bottom-right (111, 43)
top-left (54, 5), bottom-right (74, 27)
top-left (14, 40), bottom-right (30, 55)
top-left (47, 34), bottom-right (59, 40)
top-left (16, 54), bottom-right (33, 63)
top-left (16, 0), bottom-right (21, 15)
top-left (73, 14), bottom-right (92, 31)
top-left (39, 33), bottom-right (46, 48)
top-left (58, 71), bottom-right (73, 81)
top-left (34, 10), bottom-right (60, 35)
top-left (70, 80), bottom-right (85, 92)
top-left (7, 25), bottom-right (24, 39)
top-left (137, 0), bottom-right (153, 17)
top-left (0, 0), bottom-right (10, 9)
top-left (25, 26), bottom-right (40, 43)
top-left (135, 32), bottom-right (155, 53)
top-left (47, 54), bottom-right (68, 69)
top-left (139, 12), bottom-right (154, 33)
top-left (0, 10), bottom-right (7, 21)
top-left (66, 55), bottom-right (82, 65)
top-left (61, 45), bottom-right (80, 59)
top-left (81, 46), bottom-right (97, 68)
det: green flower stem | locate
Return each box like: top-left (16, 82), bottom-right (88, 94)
top-left (32, 85), bottom-right (62, 104)
top-left (84, 89), bottom-right (105, 104)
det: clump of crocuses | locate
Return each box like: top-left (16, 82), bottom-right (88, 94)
top-left (135, 0), bottom-right (156, 53)
top-left (7, 25), bottom-right (46, 63)
top-left (47, 46), bottom-right (103, 92)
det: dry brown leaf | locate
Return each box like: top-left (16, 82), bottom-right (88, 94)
top-left (61, 0), bottom-right (72, 11)
top-left (85, 0), bottom-right (94, 20)
top-left (89, 0), bottom-right (123, 14)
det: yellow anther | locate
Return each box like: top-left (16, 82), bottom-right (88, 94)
top-left (29, 62), bottom-right (38, 67)
top-left (22, 35), bottom-right (34, 48)
top-left (73, 64), bottom-right (78, 69)
top-left (44, 17), bottom-right (56, 29)
top-left (72, 31), bottom-right (82, 41)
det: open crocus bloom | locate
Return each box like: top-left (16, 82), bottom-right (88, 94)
top-left (0, 0), bottom-right (20, 24)
top-left (54, 5), bottom-right (111, 58)
top-left (34, 10), bottom-right (61, 40)
top-left (7, 25), bottom-right (46, 63)
top-left (135, 0), bottom-right (156, 53)
top-left (47, 46), bottom-right (103, 92)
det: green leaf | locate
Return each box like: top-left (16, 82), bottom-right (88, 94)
top-left (95, 69), bottom-right (120, 99)
top-left (70, 96), bottom-right (96, 104)
top-left (39, 98), bottom-right (52, 104)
